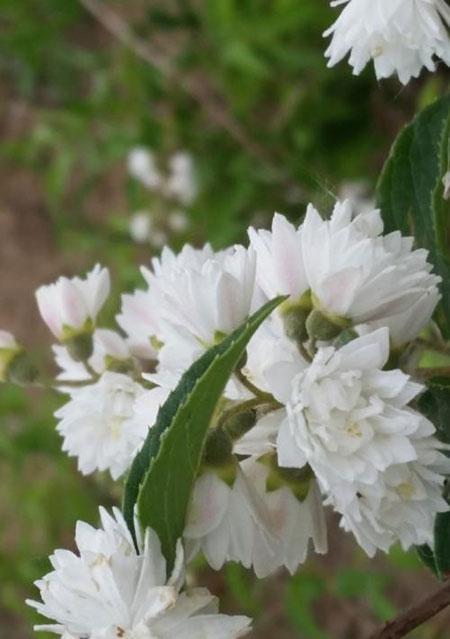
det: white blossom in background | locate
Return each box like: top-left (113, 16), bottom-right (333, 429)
top-left (266, 329), bottom-right (431, 491)
top-left (129, 210), bottom-right (153, 243)
top-left (55, 371), bottom-right (149, 479)
top-left (329, 436), bottom-right (450, 555)
top-left (338, 180), bottom-right (375, 216)
top-left (324, 0), bottom-right (450, 84)
top-left (36, 265), bottom-right (110, 340)
top-left (166, 151), bottom-right (198, 205)
top-left (168, 209), bottom-right (189, 233)
top-left (27, 508), bottom-right (251, 639)
top-left (127, 147), bottom-right (162, 190)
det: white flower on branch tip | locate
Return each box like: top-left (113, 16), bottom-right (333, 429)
top-left (127, 147), bottom-right (162, 190)
top-left (36, 265), bottom-right (110, 340)
top-left (55, 371), bottom-right (157, 479)
top-left (269, 328), bottom-right (431, 492)
top-left (27, 508), bottom-right (251, 639)
top-left (324, 0), bottom-right (450, 85)
top-left (329, 437), bottom-right (450, 555)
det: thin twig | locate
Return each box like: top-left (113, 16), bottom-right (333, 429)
top-left (78, 0), bottom-right (283, 174)
top-left (366, 580), bottom-right (450, 639)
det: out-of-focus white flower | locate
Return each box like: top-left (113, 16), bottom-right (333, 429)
top-left (129, 210), bottom-right (153, 243)
top-left (127, 147), bottom-right (162, 190)
top-left (329, 437), bottom-right (450, 555)
top-left (166, 151), bottom-right (198, 205)
top-left (248, 213), bottom-right (308, 300)
top-left (301, 201), bottom-right (440, 340)
top-left (157, 246), bottom-right (257, 371)
top-left (55, 372), bottom-right (151, 479)
top-left (270, 329), bottom-right (430, 493)
top-left (168, 209), bottom-right (189, 233)
top-left (117, 290), bottom-right (161, 360)
top-left (324, 0), bottom-right (450, 85)
top-left (28, 508), bottom-right (251, 639)
top-left (36, 265), bottom-right (110, 341)
top-left (184, 463), bottom-right (275, 577)
top-left (0, 330), bottom-right (22, 382)
top-left (338, 181), bottom-right (375, 216)
top-left (150, 228), bottom-right (169, 249)
top-left (53, 329), bottom-right (133, 383)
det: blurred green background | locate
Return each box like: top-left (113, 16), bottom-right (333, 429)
top-left (0, 1), bottom-right (449, 637)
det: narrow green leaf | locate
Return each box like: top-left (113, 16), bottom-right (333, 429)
top-left (376, 94), bottom-right (450, 333)
top-left (416, 544), bottom-right (440, 579)
top-left (123, 296), bottom-right (284, 570)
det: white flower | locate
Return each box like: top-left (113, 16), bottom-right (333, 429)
top-left (36, 265), bottom-right (110, 340)
top-left (165, 151), bottom-right (198, 205)
top-left (329, 436), bottom-right (450, 555)
top-left (116, 290), bottom-right (161, 360)
top-left (248, 213), bottom-right (308, 300)
top-left (324, 0), bottom-right (450, 85)
top-left (156, 246), bottom-right (257, 371)
top-left (53, 329), bottom-right (133, 383)
top-left (55, 372), bottom-right (151, 479)
top-left (127, 147), bottom-right (162, 190)
top-left (271, 329), bottom-right (430, 492)
top-left (27, 508), bottom-right (251, 639)
top-left (129, 211), bottom-right (153, 244)
top-left (240, 458), bottom-right (328, 575)
top-left (184, 463), bottom-right (275, 577)
top-left (301, 201), bottom-right (440, 341)
top-left (168, 210), bottom-right (189, 233)
top-left (185, 457), bottom-right (327, 578)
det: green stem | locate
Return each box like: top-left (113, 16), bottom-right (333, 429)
top-left (234, 368), bottom-right (280, 404)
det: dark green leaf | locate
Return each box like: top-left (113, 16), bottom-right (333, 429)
top-left (123, 296), bottom-right (284, 571)
top-left (376, 95), bottom-right (450, 333)
top-left (416, 544), bottom-right (440, 578)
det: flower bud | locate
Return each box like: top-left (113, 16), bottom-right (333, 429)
top-left (6, 351), bottom-right (38, 385)
top-left (65, 332), bottom-right (95, 362)
top-left (260, 452), bottom-right (314, 502)
top-left (223, 409), bottom-right (256, 440)
top-left (0, 331), bottom-right (23, 382)
top-left (280, 291), bottom-right (312, 344)
top-left (203, 427), bottom-right (234, 468)
top-left (306, 309), bottom-right (350, 341)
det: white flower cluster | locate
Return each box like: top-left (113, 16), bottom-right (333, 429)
top-left (127, 147), bottom-right (196, 246)
top-left (324, 0), bottom-right (450, 84)
top-left (19, 200), bottom-right (450, 634)
top-left (27, 508), bottom-right (251, 639)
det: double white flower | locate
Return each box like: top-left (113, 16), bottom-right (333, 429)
top-left (324, 0), bottom-right (450, 84)
top-left (28, 508), bottom-right (251, 639)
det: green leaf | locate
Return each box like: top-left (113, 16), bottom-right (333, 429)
top-left (376, 94), bottom-right (450, 333)
top-left (416, 376), bottom-right (450, 579)
top-left (123, 296), bottom-right (284, 571)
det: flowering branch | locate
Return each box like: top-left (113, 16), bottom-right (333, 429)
top-left (367, 579), bottom-right (450, 639)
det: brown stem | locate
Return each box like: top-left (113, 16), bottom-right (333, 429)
top-left (416, 367), bottom-right (450, 380)
top-left (78, 0), bottom-right (283, 175)
top-left (366, 580), bottom-right (450, 639)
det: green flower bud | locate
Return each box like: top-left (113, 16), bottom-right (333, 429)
top-left (306, 309), bottom-right (350, 341)
top-left (224, 409), bottom-right (257, 440)
top-left (334, 327), bottom-right (358, 348)
top-left (260, 452), bottom-right (314, 502)
top-left (280, 291), bottom-right (312, 344)
top-left (64, 332), bottom-right (94, 362)
top-left (203, 427), bottom-right (234, 468)
top-left (6, 351), bottom-right (39, 385)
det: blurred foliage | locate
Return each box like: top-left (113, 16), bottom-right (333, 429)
top-left (0, 1), bottom-right (449, 637)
